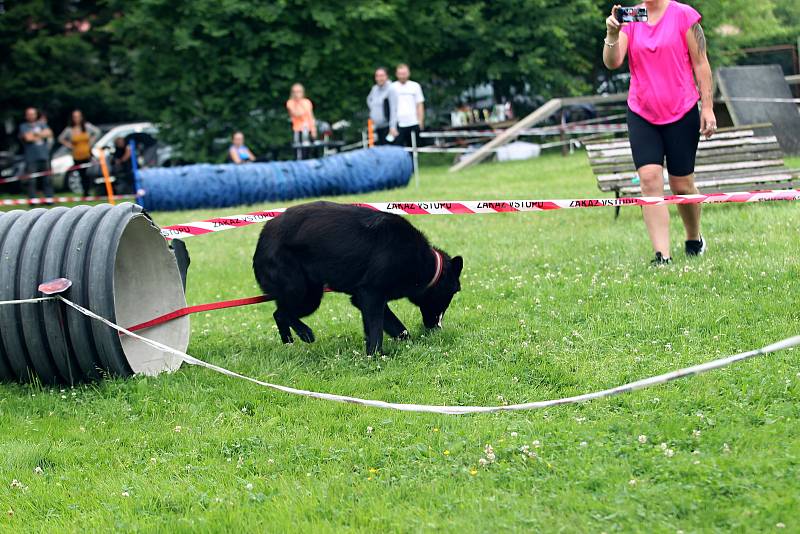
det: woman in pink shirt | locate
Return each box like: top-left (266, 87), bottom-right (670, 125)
top-left (603, 1), bottom-right (716, 265)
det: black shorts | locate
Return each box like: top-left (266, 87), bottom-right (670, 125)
top-left (397, 125), bottom-right (420, 148)
top-left (627, 105), bottom-right (700, 176)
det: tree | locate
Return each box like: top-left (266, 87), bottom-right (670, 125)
top-left (2, 0), bottom-right (796, 158)
top-left (0, 1), bottom-right (134, 142)
top-left (111, 0), bottom-right (607, 160)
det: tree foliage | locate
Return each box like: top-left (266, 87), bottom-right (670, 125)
top-left (112, 0), bottom-right (605, 160)
top-left (1, 0), bottom-right (798, 159)
top-left (0, 1), bottom-right (133, 140)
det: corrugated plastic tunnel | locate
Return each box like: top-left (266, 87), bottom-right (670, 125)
top-left (138, 146), bottom-right (414, 211)
top-left (0, 202), bottom-right (189, 385)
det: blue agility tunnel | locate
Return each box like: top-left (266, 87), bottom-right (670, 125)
top-left (137, 146), bottom-right (413, 211)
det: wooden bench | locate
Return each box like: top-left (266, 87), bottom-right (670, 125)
top-left (586, 124), bottom-right (800, 217)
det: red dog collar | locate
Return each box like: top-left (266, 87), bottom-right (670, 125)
top-left (425, 249), bottom-right (444, 290)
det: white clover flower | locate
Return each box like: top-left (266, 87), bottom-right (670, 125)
top-left (692, 430), bottom-right (701, 438)
top-left (664, 449), bottom-right (675, 458)
top-left (174, 425), bottom-right (182, 433)
top-left (366, 426), bottom-right (373, 435)
top-left (121, 491), bottom-right (130, 497)
top-left (532, 440), bottom-right (541, 448)
top-left (638, 435), bottom-right (647, 444)
top-left (245, 483), bottom-right (253, 491)
top-left (33, 466), bottom-right (43, 475)
top-left (510, 432), bottom-right (518, 438)
top-left (579, 441), bottom-right (588, 448)
top-left (628, 479), bottom-right (637, 486)
top-left (660, 442), bottom-right (668, 450)
top-left (478, 458), bottom-right (489, 467)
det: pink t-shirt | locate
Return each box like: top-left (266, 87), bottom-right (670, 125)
top-left (622, 1), bottom-right (701, 125)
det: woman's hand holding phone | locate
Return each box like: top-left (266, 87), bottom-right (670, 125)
top-left (606, 5), bottom-right (624, 39)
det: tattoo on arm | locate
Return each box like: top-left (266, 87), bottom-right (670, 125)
top-left (692, 23), bottom-right (706, 55)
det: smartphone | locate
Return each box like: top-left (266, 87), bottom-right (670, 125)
top-left (616, 7), bottom-right (648, 23)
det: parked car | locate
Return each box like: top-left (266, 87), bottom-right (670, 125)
top-left (51, 122), bottom-right (179, 194)
top-left (0, 150), bottom-right (25, 189)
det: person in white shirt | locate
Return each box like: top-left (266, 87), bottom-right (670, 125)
top-left (391, 64), bottom-right (425, 147)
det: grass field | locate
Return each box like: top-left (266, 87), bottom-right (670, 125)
top-left (1, 152), bottom-right (799, 532)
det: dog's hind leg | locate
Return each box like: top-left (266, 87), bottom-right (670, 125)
top-left (264, 250), bottom-right (322, 344)
top-left (354, 290), bottom-right (387, 355)
top-left (286, 283), bottom-right (323, 343)
top-left (273, 308), bottom-right (294, 344)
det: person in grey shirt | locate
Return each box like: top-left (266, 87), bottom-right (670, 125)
top-left (366, 67), bottom-right (398, 145)
top-left (18, 107), bottom-right (54, 200)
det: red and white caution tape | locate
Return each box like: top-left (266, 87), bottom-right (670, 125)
top-left (1, 194), bottom-right (135, 207)
top-left (159, 188), bottom-right (800, 240)
top-left (0, 294), bottom-right (792, 415)
top-left (0, 161), bottom-right (96, 185)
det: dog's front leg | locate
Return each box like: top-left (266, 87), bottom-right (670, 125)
top-left (384, 305), bottom-right (410, 340)
top-left (356, 291), bottom-right (387, 355)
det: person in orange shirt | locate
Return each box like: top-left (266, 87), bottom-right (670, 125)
top-left (286, 83), bottom-right (317, 160)
top-left (58, 109), bottom-right (100, 194)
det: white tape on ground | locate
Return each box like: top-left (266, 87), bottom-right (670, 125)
top-left (40, 295), bottom-right (799, 415)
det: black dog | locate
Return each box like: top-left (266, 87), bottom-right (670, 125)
top-left (252, 201), bottom-right (463, 354)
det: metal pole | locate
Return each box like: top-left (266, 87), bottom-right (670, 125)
top-left (129, 140), bottom-right (142, 206)
top-left (411, 130), bottom-right (420, 189)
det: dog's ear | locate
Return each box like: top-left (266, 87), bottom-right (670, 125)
top-left (451, 256), bottom-right (463, 278)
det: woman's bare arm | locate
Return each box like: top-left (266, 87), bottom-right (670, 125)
top-left (603, 5), bottom-right (629, 70)
top-left (687, 23), bottom-right (717, 138)
top-left (309, 108), bottom-right (317, 138)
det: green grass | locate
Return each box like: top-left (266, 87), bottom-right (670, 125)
top-left (1, 153), bottom-right (799, 532)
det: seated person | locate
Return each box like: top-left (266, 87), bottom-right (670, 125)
top-left (229, 131), bottom-right (256, 164)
